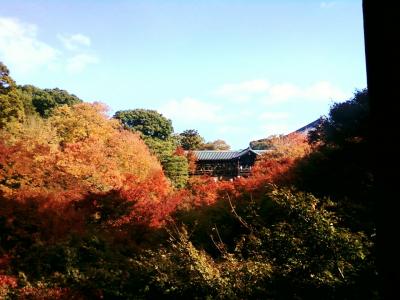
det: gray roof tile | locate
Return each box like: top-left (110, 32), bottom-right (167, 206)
top-left (191, 148), bottom-right (270, 161)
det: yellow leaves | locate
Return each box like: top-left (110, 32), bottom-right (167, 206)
top-left (49, 102), bottom-right (120, 145)
top-left (0, 102), bottom-right (166, 201)
top-left (262, 132), bottom-right (311, 161)
top-left (107, 130), bottom-right (162, 181)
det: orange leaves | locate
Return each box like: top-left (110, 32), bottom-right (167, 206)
top-left (178, 133), bottom-right (312, 210)
top-left (107, 130), bottom-right (162, 181)
top-left (119, 171), bottom-right (176, 227)
top-left (186, 176), bottom-right (220, 207)
top-left (185, 150), bottom-right (198, 175)
top-left (0, 101), bottom-right (180, 232)
top-left (16, 286), bottom-right (82, 300)
top-left (0, 275), bottom-right (17, 289)
top-left (249, 132), bottom-right (311, 186)
top-left (0, 275), bottom-right (17, 298)
top-left (174, 146), bottom-right (185, 156)
top-left (182, 176), bottom-right (239, 208)
top-left (262, 132), bottom-right (310, 160)
top-left (0, 102), bottom-right (164, 201)
top-left (49, 102), bottom-right (120, 145)
top-left (251, 157), bottom-right (295, 184)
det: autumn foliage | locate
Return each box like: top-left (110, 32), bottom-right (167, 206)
top-left (250, 132), bottom-right (310, 184)
top-left (0, 71), bottom-right (377, 299)
top-left (0, 102), bottom-right (180, 252)
top-left (0, 103), bottom-right (164, 200)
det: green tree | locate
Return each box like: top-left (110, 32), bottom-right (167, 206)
top-left (114, 109), bottom-right (189, 188)
top-left (179, 129), bottom-right (205, 150)
top-left (308, 89), bottom-right (369, 147)
top-left (250, 136), bottom-right (276, 150)
top-left (17, 85), bottom-right (82, 117)
top-left (293, 89), bottom-right (373, 232)
top-left (0, 62), bottom-right (25, 128)
top-left (114, 109), bottom-right (173, 140)
top-left (161, 155), bottom-right (189, 189)
top-left (199, 139), bottom-right (231, 150)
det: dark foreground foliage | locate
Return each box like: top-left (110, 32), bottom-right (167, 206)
top-left (1, 63), bottom-right (378, 299)
top-left (1, 186), bottom-right (377, 299)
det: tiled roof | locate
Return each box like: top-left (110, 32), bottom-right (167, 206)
top-left (193, 150), bottom-right (240, 160)
top-left (192, 148), bottom-right (270, 161)
top-left (252, 149), bottom-right (269, 155)
top-left (293, 118), bottom-right (323, 134)
top-left (235, 148), bottom-right (269, 157)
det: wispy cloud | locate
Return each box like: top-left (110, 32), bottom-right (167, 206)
top-left (214, 79), bottom-right (348, 105)
top-left (320, 2), bottom-right (336, 9)
top-left (159, 97), bottom-right (225, 124)
top-left (264, 80), bottom-right (349, 104)
top-left (0, 17), bottom-right (98, 74)
top-left (0, 17), bottom-right (59, 73)
top-left (213, 79), bottom-right (270, 102)
top-left (66, 53), bottom-right (99, 73)
top-left (58, 33), bottom-right (91, 51)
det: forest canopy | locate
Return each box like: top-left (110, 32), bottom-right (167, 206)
top-left (0, 63), bottom-right (377, 299)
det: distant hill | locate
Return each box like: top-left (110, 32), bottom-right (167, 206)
top-left (249, 118), bottom-right (323, 150)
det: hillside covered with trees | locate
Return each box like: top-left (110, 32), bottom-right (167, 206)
top-left (0, 62), bottom-right (378, 299)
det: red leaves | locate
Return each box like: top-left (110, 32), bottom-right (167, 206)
top-left (0, 275), bottom-right (17, 289)
top-left (178, 133), bottom-right (311, 209)
top-left (0, 103), bottom-right (164, 200)
top-left (174, 146), bottom-right (185, 156)
top-left (119, 171), bottom-right (179, 227)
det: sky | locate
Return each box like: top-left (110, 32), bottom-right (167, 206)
top-left (0, 0), bottom-right (366, 150)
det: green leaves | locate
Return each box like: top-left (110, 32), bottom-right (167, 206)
top-left (178, 129), bottom-right (205, 150)
top-left (114, 109), bottom-right (173, 140)
top-left (18, 85), bottom-right (83, 117)
top-left (0, 62), bottom-right (25, 129)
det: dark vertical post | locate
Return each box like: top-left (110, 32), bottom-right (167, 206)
top-left (363, 1), bottom-right (399, 297)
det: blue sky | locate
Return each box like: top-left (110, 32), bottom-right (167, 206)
top-left (0, 0), bottom-right (366, 149)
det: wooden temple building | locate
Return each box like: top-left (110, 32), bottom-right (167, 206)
top-left (190, 147), bottom-right (269, 179)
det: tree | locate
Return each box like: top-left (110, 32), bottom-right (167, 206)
top-left (308, 88), bottom-right (369, 148)
top-left (0, 62), bottom-right (25, 128)
top-left (114, 109), bottom-right (173, 140)
top-left (159, 155), bottom-right (189, 189)
top-left (0, 102), bottom-right (164, 199)
top-left (17, 85), bottom-right (82, 117)
top-left (199, 139), bottom-right (231, 150)
top-left (292, 89), bottom-right (373, 232)
top-left (178, 129), bottom-right (205, 150)
top-left (114, 109), bottom-right (189, 188)
top-left (0, 62), bottom-right (14, 93)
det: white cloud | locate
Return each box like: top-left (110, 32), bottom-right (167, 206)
top-left (262, 80), bottom-right (349, 104)
top-left (0, 17), bottom-right (59, 73)
top-left (0, 17), bottom-right (98, 74)
top-left (267, 83), bottom-right (301, 103)
top-left (159, 97), bottom-right (224, 124)
top-left (215, 79), bottom-right (270, 95)
top-left (58, 33), bottom-right (91, 51)
top-left (303, 81), bottom-right (348, 101)
top-left (213, 79), bottom-right (270, 102)
top-left (263, 80), bottom-right (350, 105)
top-left (66, 54), bottom-right (99, 73)
top-left (320, 2), bottom-right (336, 8)
top-left (214, 79), bottom-right (349, 105)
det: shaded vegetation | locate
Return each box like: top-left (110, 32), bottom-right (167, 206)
top-left (0, 63), bottom-right (378, 299)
